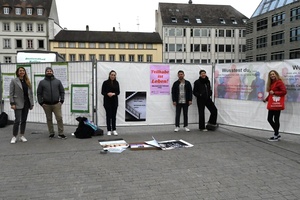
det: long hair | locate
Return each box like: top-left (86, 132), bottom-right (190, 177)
top-left (16, 67), bottom-right (32, 89)
top-left (107, 70), bottom-right (117, 83)
top-left (266, 70), bottom-right (282, 91)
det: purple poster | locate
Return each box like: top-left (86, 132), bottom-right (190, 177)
top-left (150, 65), bottom-right (170, 95)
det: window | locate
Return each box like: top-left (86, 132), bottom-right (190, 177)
top-left (168, 28), bottom-right (175, 36)
top-left (176, 29), bottom-right (183, 36)
top-left (171, 17), bottom-right (177, 23)
top-left (290, 48), bottom-right (300, 59)
top-left (4, 57), bottom-right (11, 63)
top-left (226, 45), bottom-right (232, 52)
top-left (226, 30), bottom-right (233, 37)
top-left (291, 7), bottom-right (300, 21)
top-left (99, 54), bottom-right (105, 61)
top-left (3, 39), bottom-right (10, 48)
top-left (216, 45), bottom-right (224, 52)
top-left (69, 42), bottom-right (75, 48)
top-left (194, 29), bottom-right (201, 37)
top-left (109, 55), bottom-right (115, 61)
top-left (239, 45), bottom-right (246, 52)
top-left (69, 54), bottom-right (76, 61)
top-left (239, 29), bottom-right (246, 37)
top-left (201, 44), bottom-right (208, 52)
top-left (37, 8), bottom-right (43, 15)
top-left (290, 26), bottom-right (300, 42)
top-left (59, 42), bottom-right (66, 48)
top-left (79, 43), bottom-right (85, 48)
top-left (183, 17), bottom-right (189, 23)
top-left (119, 43), bottom-right (125, 49)
top-left (168, 44), bottom-right (175, 52)
top-left (196, 18), bottom-right (202, 23)
top-left (271, 51), bottom-right (284, 60)
top-left (3, 7), bottom-right (9, 14)
top-left (129, 43), bottom-right (135, 49)
top-left (15, 23), bottom-right (22, 31)
top-left (89, 43), bottom-right (96, 48)
top-left (272, 12), bottom-right (285, 26)
top-left (176, 44), bottom-right (183, 52)
top-left (3, 23), bottom-right (10, 31)
top-left (256, 35), bottom-right (267, 48)
top-left (99, 43), bottom-right (105, 48)
top-left (256, 54), bottom-right (267, 61)
top-left (15, 7), bottom-right (21, 15)
top-left (129, 55), bottom-right (134, 62)
top-left (146, 44), bottom-right (153, 49)
top-left (37, 24), bottom-right (44, 32)
top-left (60, 54), bottom-right (66, 60)
top-left (257, 18), bottom-right (268, 31)
top-left (146, 55), bottom-right (152, 62)
top-left (202, 29), bottom-right (209, 37)
top-left (137, 44), bottom-right (144, 49)
top-left (38, 40), bottom-right (44, 48)
top-left (27, 23), bottom-right (33, 31)
top-left (191, 44), bottom-right (200, 52)
top-left (16, 39), bottom-right (22, 48)
top-left (109, 43), bottom-right (115, 48)
top-left (27, 39), bottom-right (33, 49)
top-left (138, 55), bottom-right (143, 62)
top-left (26, 8), bottom-right (32, 15)
top-left (119, 55), bottom-right (125, 62)
top-left (231, 18), bottom-right (237, 24)
top-left (89, 54), bottom-right (96, 61)
top-left (271, 31), bottom-right (284, 45)
top-left (217, 29), bottom-right (224, 37)
top-left (79, 54), bottom-right (85, 61)
top-left (220, 18), bottom-right (226, 24)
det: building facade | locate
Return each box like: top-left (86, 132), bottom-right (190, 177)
top-left (50, 28), bottom-right (163, 63)
top-left (0, 0), bottom-right (61, 63)
top-left (246, 0), bottom-right (300, 62)
top-left (155, 1), bottom-right (248, 64)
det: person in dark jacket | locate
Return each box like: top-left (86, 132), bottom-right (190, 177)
top-left (101, 70), bottom-right (120, 136)
top-left (9, 67), bottom-right (34, 143)
top-left (193, 70), bottom-right (218, 131)
top-left (171, 70), bottom-right (192, 132)
top-left (37, 67), bottom-right (66, 139)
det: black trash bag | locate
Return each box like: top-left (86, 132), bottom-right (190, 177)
top-left (0, 112), bottom-right (8, 128)
top-left (74, 117), bottom-right (103, 139)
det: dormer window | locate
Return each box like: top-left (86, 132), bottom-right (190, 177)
top-left (15, 7), bottom-right (21, 15)
top-left (37, 8), bottom-right (43, 15)
top-left (242, 19), bottom-right (247, 24)
top-left (184, 17), bottom-right (189, 23)
top-left (26, 8), bottom-right (32, 15)
top-left (220, 18), bottom-right (226, 24)
top-left (196, 18), bottom-right (202, 23)
top-left (171, 17), bottom-right (177, 23)
top-left (3, 7), bottom-right (10, 14)
top-left (231, 18), bottom-right (237, 24)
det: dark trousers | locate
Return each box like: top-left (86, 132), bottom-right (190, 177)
top-left (197, 99), bottom-right (218, 129)
top-left (175, 103), bottom-right (189, 127)
top-left (13, 100), bottom-right (30, 136)
top-left (104, 105), bottom-right (118, 131)
top-left (267, 110), bottom-right (281, 136)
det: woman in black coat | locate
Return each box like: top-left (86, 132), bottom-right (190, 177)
top-left (193, 70), bottom-right (218, 131)
top-left (101, 70), bottom-right (120, 136)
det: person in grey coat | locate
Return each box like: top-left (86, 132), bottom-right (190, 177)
top-left (37, 67), bottom-right (66, 139)
top-left (9, 67), bottom-right (34, 144)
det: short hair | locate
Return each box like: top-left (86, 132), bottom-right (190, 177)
top-left (178, 70), bottom-right (184, 74)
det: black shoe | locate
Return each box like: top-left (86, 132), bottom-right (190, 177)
top-left (268, 135), bottom-right (281, 142)
top-left (58, 134), bottom-right (67, 139)
top-left (49, 134), bottom-right (55, 139)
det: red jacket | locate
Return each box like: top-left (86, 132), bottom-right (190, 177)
top-left (265, 79), bottom-right (287, 101)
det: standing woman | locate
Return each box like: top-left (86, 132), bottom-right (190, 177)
top-left (263, 70), bottom-right (287, 141)
top-left (9, 67), bottom-right (34, 143)
top-left (101, 70), bottom-right (120, 136)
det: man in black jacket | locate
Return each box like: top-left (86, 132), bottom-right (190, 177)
top-left (171, 70), bottom-right (192, 132)
top-left (193, 70), bottom-right (218, 131)
top-left (37, 67), bottom-right (66, 139)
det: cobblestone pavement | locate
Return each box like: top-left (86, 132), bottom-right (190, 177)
top-left (0, 122), bottom-right (299, 200)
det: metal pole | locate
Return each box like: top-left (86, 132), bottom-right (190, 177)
top-left (0, 63), bottom-right (3, 113)
top-left (211, 62), bottom-right (216, 102)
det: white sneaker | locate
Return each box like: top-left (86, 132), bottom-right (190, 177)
top-left (174, 127), bottom-right (179, 132)
top-left (19, 136), bottom-right (27, 142)
top-left (200, 129), bottom-right (208, 132)
top-left (107, 131), bottom-right (112, 136)
top-left (184, 127), bottom-right (190, 132)
top-left (113, 130), bottom-right (118, 135)
top-left (10, 137), bottom-right (17, 144)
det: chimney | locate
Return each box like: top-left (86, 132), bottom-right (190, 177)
top-left (86, 25), bottom-right (89, 31)
top-left (188, 0), bottom-right (192, 4)
top-left (113, 27), bottom-right (115, 32)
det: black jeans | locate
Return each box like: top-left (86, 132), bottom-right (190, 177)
top-left (267, 110), bottom-right (281, 136)
top-left (104, 104), bottom-right (118, 131)
top-left (197, 98), bottom-right (218, 129)
top-left (175, 103), bottom-right (189, 127)
top-left (13, 100), bottom-right (30, 136)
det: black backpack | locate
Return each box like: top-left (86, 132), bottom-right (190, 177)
top-left (0, 112), bottom-right (8, 128)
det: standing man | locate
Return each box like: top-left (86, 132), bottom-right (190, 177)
top-left (193, 70), bottom-right (218, 131)
top-left (171, 70), bottom-right (193, 132)
top-left (37, 67), bottom-right (66, 139)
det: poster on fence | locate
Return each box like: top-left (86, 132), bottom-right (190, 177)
top-left (51, 62), bottom-right (69, 90)
top-left (71, 84), bottom-right (89, 113)
top-left (150, 65), bottom-right (170, 95)
top-left (125, 91), bottom-right (146, 122)
top-left (2, 73), bottom-right (15, 98)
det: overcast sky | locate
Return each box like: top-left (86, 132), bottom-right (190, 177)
top-left (56, 0), bottom-right (262, 32)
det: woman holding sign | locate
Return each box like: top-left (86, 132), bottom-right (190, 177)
top-left (263, 70), bottom-right (287, 142)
